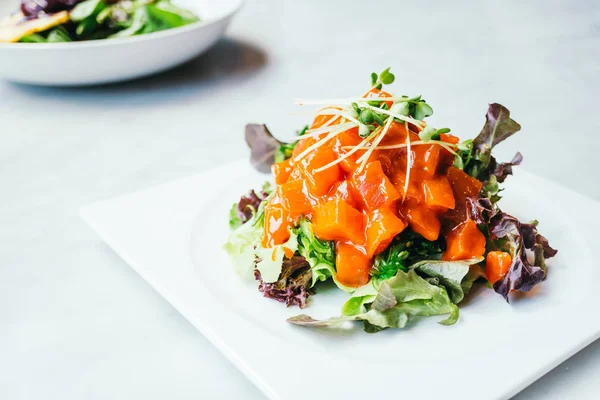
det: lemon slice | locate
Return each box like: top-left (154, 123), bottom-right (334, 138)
top-left (0, 11), bottom-right (70, 43)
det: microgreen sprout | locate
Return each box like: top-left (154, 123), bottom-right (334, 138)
top-left (418, 126), bottom-right (437, 142)
top-left (455, 139), bottom-right (474, 169)
top-left (292, 68), bottom-right (452, 181)
top-left (293, 122), bottom-right (355, 162)
top-left (391, 95), bottom-right (434, 121)
top-left (419, 127), bottom-right (451, 142)
top-left (314, 127), bottom-right (382, 173)
top-left (390, 102), bottom-right (410, 117)
top-left (370, 67), bottom-right (395, 90)
top-left (274, 125), bottom-right (308, 163)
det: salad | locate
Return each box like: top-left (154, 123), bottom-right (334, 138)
top-left (0, 0), bottom-right (199, 43)
top-left (225, 68), bottom-right (557, 333)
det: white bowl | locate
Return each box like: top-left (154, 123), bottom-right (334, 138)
top-left (0, 0), bottom-right (243, 86)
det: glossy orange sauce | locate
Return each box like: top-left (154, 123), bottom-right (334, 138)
top-left (263, 90), bottom-right (486, 287)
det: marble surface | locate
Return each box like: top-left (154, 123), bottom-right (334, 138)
top-left (1, 0), bottom-right (599, 398)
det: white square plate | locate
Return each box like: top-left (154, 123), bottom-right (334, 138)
top-left (81, 159), bottom-right (600, 400)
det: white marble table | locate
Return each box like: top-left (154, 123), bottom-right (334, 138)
top-left (1, 0), bottom-right (599, 398)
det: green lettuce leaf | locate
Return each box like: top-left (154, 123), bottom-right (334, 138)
top-left (409, 258), bottom-right (483, 303)
top-left (341, 280), bottom-right (379, 316)
top-left (255, 230), bottom-right (298, 283)
top-left (223, 217), bottom-right (263, 280)
top-left (110, 6), bottom-right (147, 38)
top-left (223, 192), bottom-right (271, 280)
top-left (71, 0), bottom-right (105, 22)
top-left (296, 219), bottom-right (334, 284)
top-left (20, 34), bottom-right (47, 43)
top-left (71, 0), bottom-right (107, 37)
top-left (288, 270), bottom-right (458, 332)
top-left (46, 26), bottom-right (72, 42)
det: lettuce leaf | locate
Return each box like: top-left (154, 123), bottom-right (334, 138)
top-left (223, 189), bottom-right (271, 279)
top-left (341, 280), bottom-right (379, 316)
top-left (245, 124), bottom-right (284, 173)
top-left (408, 258), bottom-right (483, 303)
top-left (223, 217), bottom-right (263, 280)
top-left (295, 219), bottom-right (356, 292)
top-left (461, 103), bottom-right (521, 182)
top-left (469, 198), bottom-right (558, 300)
top-left (255, 230), bottom-right (299, 283)
top-left (296, 219), bottom-right (334, 283)
top-left (255, 256), bottom-right (313, 308)
top-left (289, 270), bottom-right (458, 332)
top-left (246, 124), bottom-right (309, 171)
top-left (453, 103), bottom-right (524, 208)
top-left (229, 187), bottom-right (271, 229)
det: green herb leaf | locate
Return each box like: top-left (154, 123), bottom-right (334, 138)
top-left (110, 6), bottom-right (147, 38)
top-left (372, 112), bottom-right (385, 126)
top-left (454, 155), bottom-right (464, 169)
top-left (369, 67), bottom-right (395, 88)
top-left (413, 102), bottom-right (434, 120)
top-left (358, 124), bottom-right (371, 138)
top-left (390, 101), bottom-right (410, 117)
top-left (379, 67), bottom-right (395, 85)
top-left (358, 109), bottom-right (375, 125)
top-left (70, 0), bottom-right (104, 22)
top-left (46, 26), bottom-right (72, 42)
top-left (20, 34), bottom-right (47, 43)
top-left (418, 126), bottom-right (437, 142)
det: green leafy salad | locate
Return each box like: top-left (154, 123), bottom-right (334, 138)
top-left (0, 0), bottom-right (199, 43)
top-left (224, 68), bottom-right (557, 333)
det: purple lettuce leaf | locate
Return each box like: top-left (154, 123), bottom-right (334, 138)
top-left (245, 124), bottom-right (283, 173)
top-left (255, 255), bottom-right (313, 308)
top-left (469, 198), bottom-right (557, 300)
top-left (491, 152), bottom-right (523, 183)
top-left (471, 103), bottom-right (522, 176)
top-left (21, 0), bottom-right (82, 18)
top-left (461, 104), bottom-right (523, 192)
top-left (520, 220), bottom-right (558, 259)
top-left (237, 190), bottom-right (268, 223)
top-left (229, 188), bottom-right (271, 229)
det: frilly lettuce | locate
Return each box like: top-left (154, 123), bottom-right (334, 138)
top-left (255, 230), bottom-right (298, 283)
top-left (223, 191), bottom-right (271, 280)
top-left (223, 216), bottom-right (263, 280)
top-left (296, 219), bottom-right (355, 293)
top-left (289, 270), bottom-right (459, 332)
top-left (409, 258), bottom-right (484, 304)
